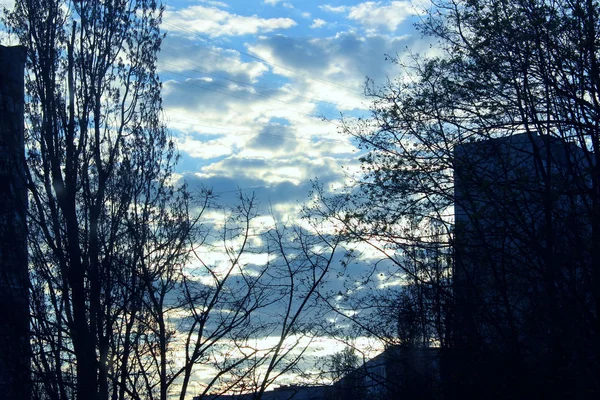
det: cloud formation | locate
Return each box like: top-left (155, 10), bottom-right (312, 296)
top-left (320, 5), bottom-right (347, 13)
top-left (310, 18), bottom-right (327, 28)
top-left (348, 1), bottom-right (425, 32)
top-left (163, 5), bottom-right (296, 37)
top-left (157, 0), bottom-right (435, 267)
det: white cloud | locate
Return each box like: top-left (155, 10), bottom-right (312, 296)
top-left (319, 4), bottom-right (347, 13)
top-left (174, 134), bottom-right (239, 160)
top-left (159, 25), bottom-right (435, 215)
top-left (348, 1), bottom-right (425, 32)
top-left (159, 31), bottom-right (437, 217)
top-left (310, 18), bottom-right (326, 29)
top-left (263, 0), bottom-right (282, 4)
top-left (163, 5), bottom-right (296, 37)
top-left (0, 0), bottom-right (14, 10)
top-left (197, 0), bottom-right (229, 7)
top-left (159, 37), bottom-right (268, 83)
top-left (245, 32), bottom-right (416, 110)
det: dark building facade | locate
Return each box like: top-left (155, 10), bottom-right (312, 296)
top-left (452, 133), bottom-right (595, 398)
top-left (0, 45), bottom-right (29, 400)
top-left (333, 347), bottom-right (442, 400)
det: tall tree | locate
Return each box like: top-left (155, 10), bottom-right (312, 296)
top-left (2, 1), bottom-right (190, 399)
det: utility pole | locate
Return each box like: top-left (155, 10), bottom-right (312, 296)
top-left (0, 44), bottom-right (30, 400)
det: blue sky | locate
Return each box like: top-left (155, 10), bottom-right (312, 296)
top-left (156, 0), bottom-right (432, 216)
top-left (0, 0), bottom-right (433, 215)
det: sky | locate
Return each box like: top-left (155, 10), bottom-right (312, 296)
top-left (0, 0), bottom-right (435, 224)
top-left (155, 3), bottom-right (434, 390)
top-left (157, 0), bottom-right (432, 219)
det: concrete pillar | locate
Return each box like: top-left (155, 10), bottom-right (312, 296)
top-left (0, 44), bottom-right (30, 400)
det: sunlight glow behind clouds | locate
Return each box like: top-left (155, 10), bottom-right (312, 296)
top-left (175, 134), bottom-right (237, 159)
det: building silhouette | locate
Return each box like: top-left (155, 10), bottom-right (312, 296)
top-left (333, 346), bottom-right (441, 400)
top-left (0, 45), bottom-right (30, 400)
top-left (452, 133), bottom-right (595, 398)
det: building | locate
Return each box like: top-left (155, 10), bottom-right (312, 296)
top-left (333, 346), bottom-right (441, 400)
top-left (452, 133), bottom-right (595, 397)
top-left (0, 44), bottom-right (30, 400)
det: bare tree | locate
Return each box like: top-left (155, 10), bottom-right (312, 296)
top-left (329, 346), bottom-right (360, 382)
top-left (1, 1), bottom-right (194, 399)
top-left (168, 196), bottom-right (340, 400)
